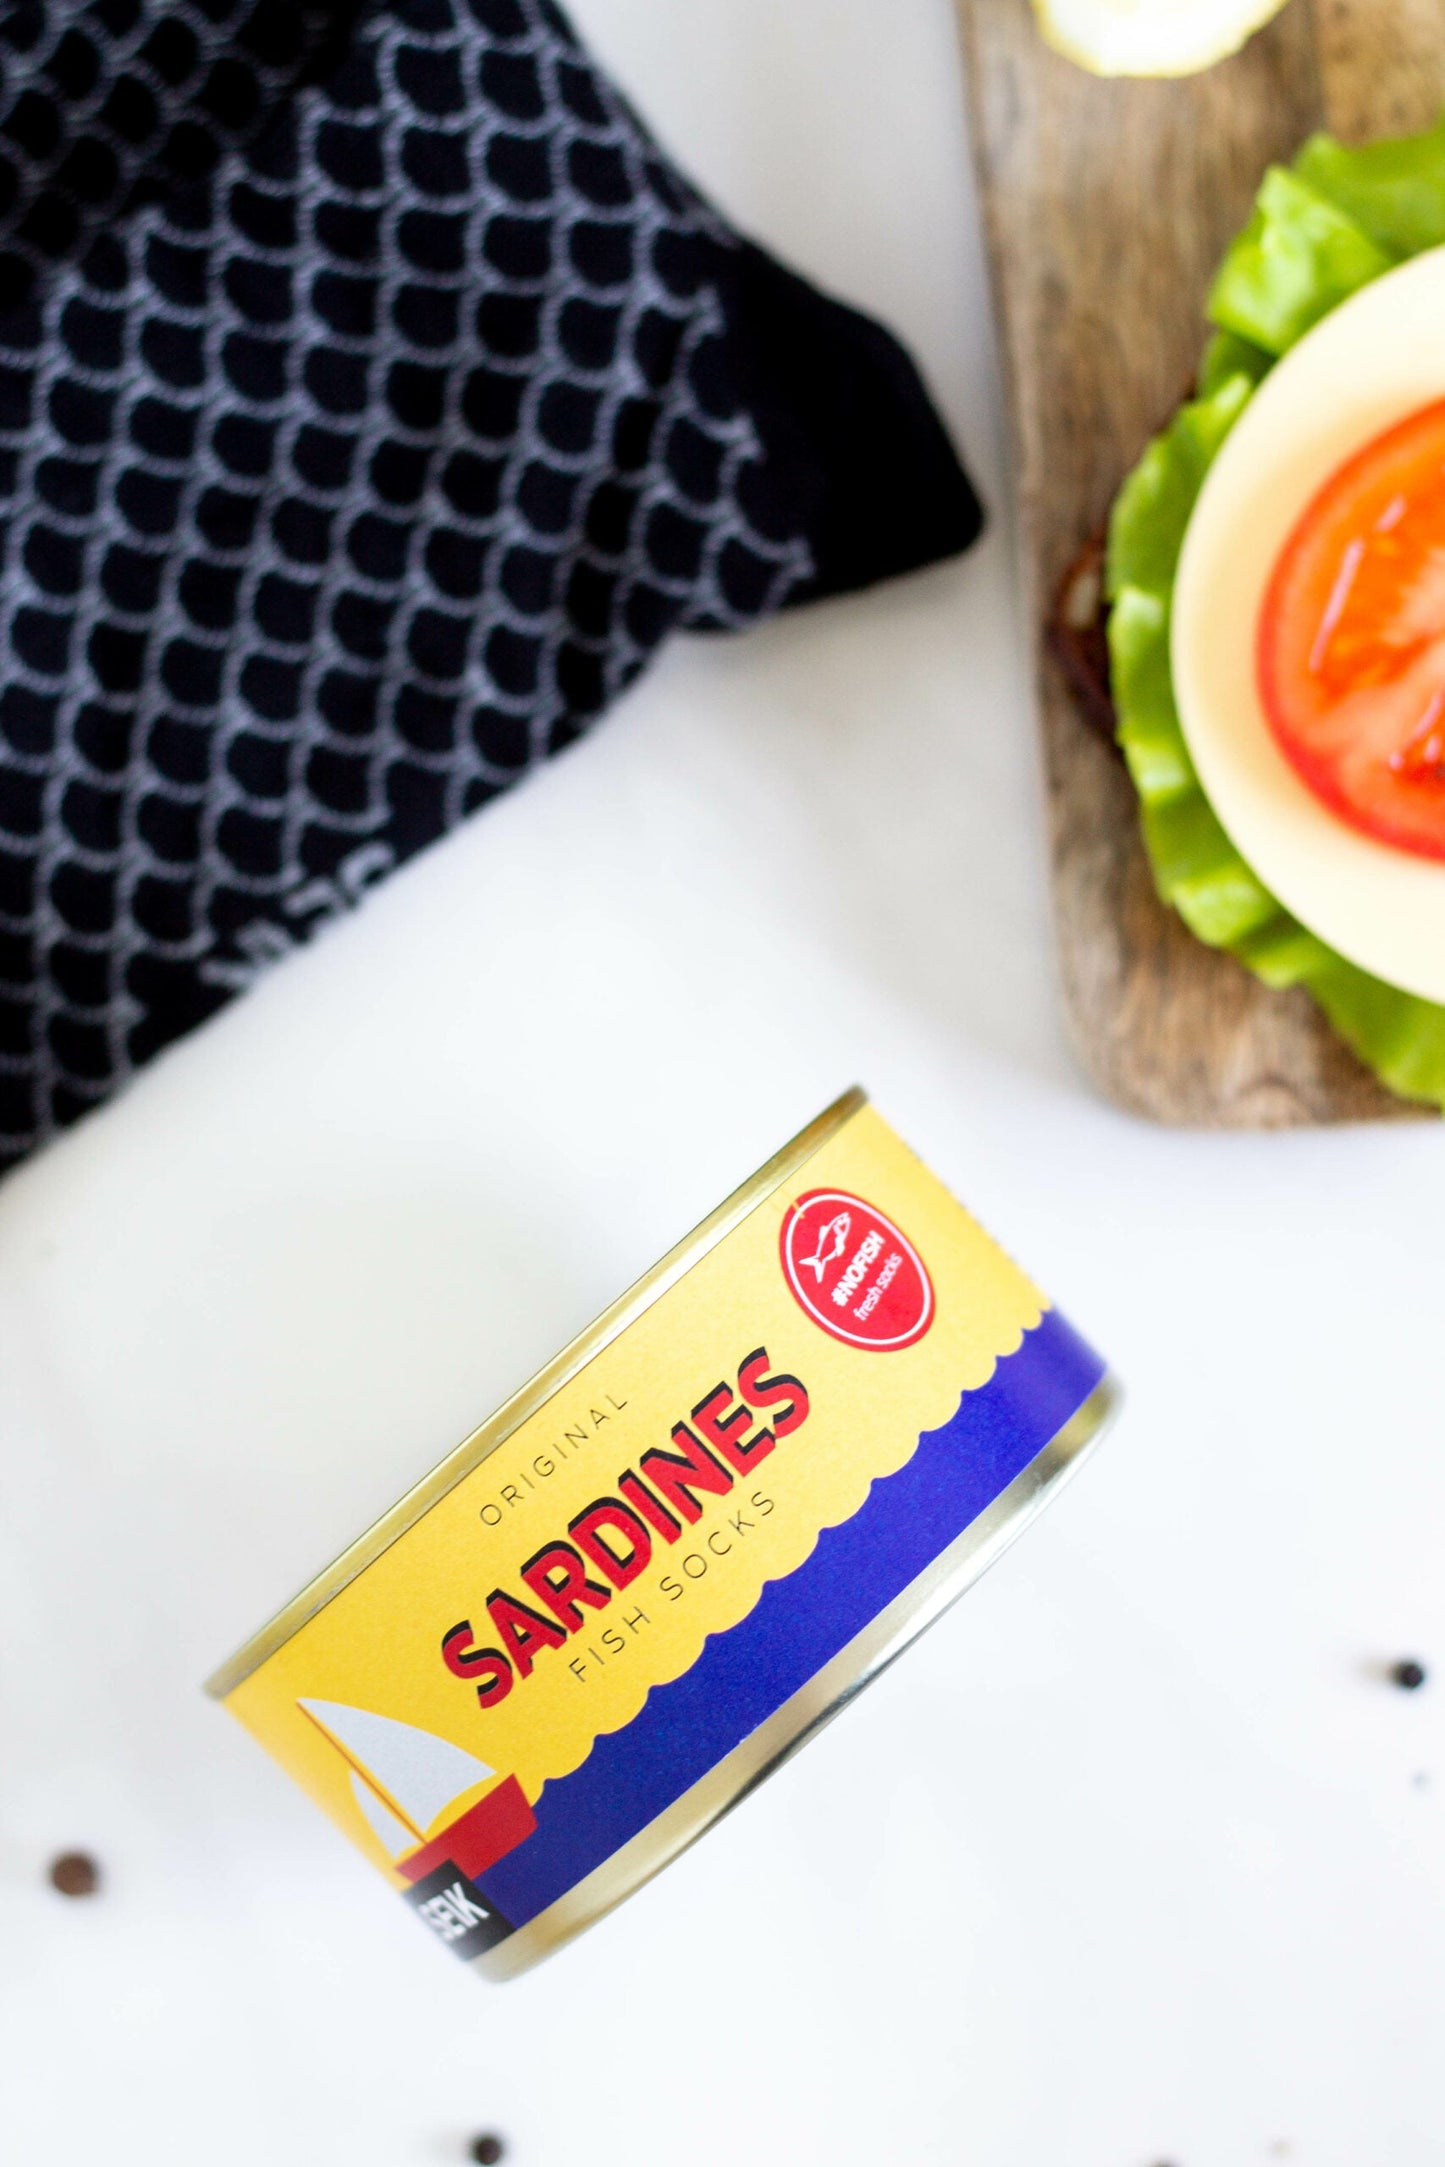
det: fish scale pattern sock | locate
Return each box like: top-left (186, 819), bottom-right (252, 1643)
top-left (0, 0), bottom-right (981, 1174)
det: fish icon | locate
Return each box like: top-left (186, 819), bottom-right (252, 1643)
top-left (800, 1211), bottom-right (851, 1283)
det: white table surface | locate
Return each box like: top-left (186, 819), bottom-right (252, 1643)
top-left (2, 3), bottom-right (1443, 2163)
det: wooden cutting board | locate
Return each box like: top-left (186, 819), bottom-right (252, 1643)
top-left (954, 0), bottom-right (1445, 1124)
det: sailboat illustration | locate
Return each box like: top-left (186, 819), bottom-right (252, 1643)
top-left (299, 1698), bottom-right (536, 1886)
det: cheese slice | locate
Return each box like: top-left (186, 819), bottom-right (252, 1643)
top-left (1172, 247), bottom-right (1445, 1007)
top-left (1033, 0), bottom-right (1289, 77)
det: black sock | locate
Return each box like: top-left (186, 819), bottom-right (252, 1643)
top-left (0, 0), bottom-right (982, 1173)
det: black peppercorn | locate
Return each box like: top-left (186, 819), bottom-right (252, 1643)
top-left (1391, 1659), bottom-right (1428, 1691)
top-left (469, 2137), bottom-right (505, 2164)
top-left (48, 1851), bottom-right (100, 1897)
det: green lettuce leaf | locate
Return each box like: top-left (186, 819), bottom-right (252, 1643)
top-left (1208, 165), bottom-right (1394, 354)
top-left (1197, 328), bottom-right (1273, 398)
top-left (1106, 117), bottom-right (1445, 1110)
top-left (1295, 115), bottom-right (1445, 258)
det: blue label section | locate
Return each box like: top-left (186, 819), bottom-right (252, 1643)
top-left (482, 1307), bottom-right (1105, 1931)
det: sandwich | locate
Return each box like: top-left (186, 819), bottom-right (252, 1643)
top-left (1061, 116), bottom-right (1445, 1109)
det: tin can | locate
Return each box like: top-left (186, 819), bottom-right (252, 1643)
top-left (208, 1089), bottom-right (1117, 1980)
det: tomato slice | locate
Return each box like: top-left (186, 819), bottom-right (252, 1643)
top-left (1257, 396), bottom-right (1445, 860)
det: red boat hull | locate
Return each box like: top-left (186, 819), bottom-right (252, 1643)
top-left (397, 1774), bottom-right (536, 1886)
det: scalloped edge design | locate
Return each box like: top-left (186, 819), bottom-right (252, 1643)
top-left (521, 1304), bottom-right (1044, 1801)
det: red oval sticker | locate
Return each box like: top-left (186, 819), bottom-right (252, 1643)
top-left (779, 1189), bottom-right (935, 1351)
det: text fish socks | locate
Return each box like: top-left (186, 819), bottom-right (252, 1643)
top-left (0, 0), bottom-right (981, 1173)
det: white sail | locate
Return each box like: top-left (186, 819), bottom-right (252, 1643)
top-left (299, 1698), bottom-right (493, 1837)
top-left (349, 1769), bottom-right (417, 1859)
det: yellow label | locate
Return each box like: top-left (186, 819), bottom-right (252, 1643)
top-left (220, 1104), bottom-right (1085, 1954)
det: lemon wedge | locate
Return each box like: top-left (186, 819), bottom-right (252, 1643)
top-left (1032, 0), bottom-right (1292, 76)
